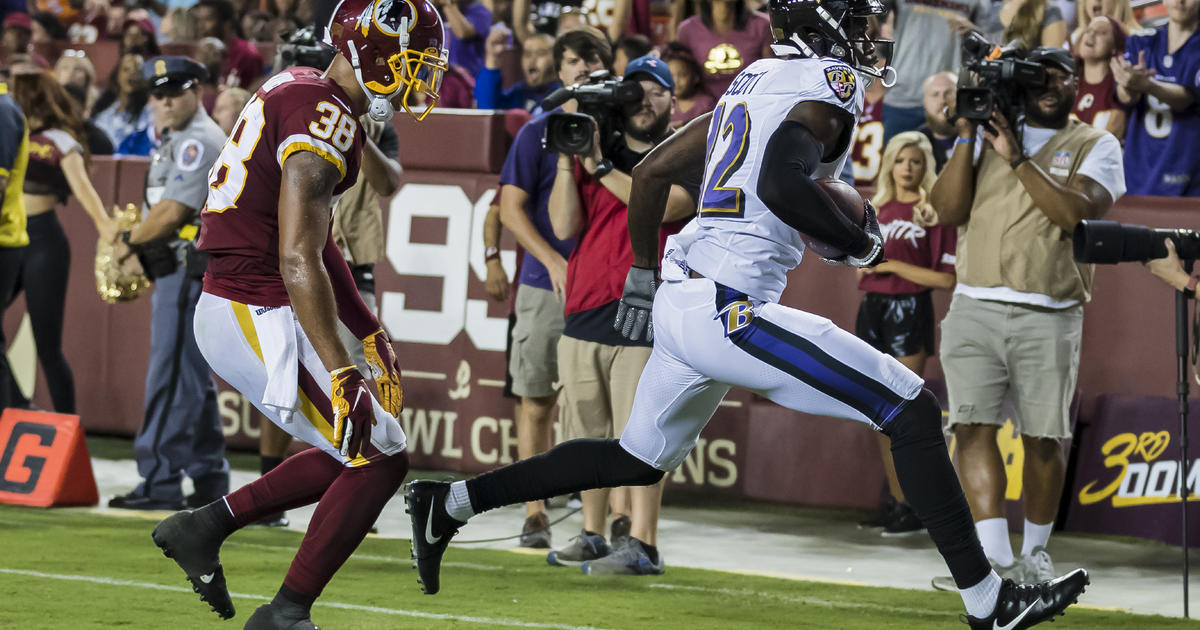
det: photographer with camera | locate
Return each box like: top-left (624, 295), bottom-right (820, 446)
top-left (929, 46), bottom-right (1125, 586)
top-left (497, 26), bottom-right (611, 549)
top-left (541, 55), bottom-right (698, 575)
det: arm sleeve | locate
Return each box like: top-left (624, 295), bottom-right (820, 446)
top-left (162, 137), bottom-right (218, 210)
top-left (323, 234), bottom-right (380, 339)
top-left (756, 120), bottom-right (872, 254)
top-left (474, 67), bottom-right (503, 109)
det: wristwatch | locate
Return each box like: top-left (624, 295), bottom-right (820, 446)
top-left (592, 158), bottom-right (615, 180)
top-left (484, 246), bottom-right (500, 262)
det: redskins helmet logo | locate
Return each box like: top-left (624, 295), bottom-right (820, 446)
top-left (371, 0), bottom-right (419, 37)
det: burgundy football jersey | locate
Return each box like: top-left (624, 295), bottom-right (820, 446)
top-left (850, 97), bottom-right (884, 187)
top-left (1072, 74), bottom-right (1124, 131)
top-left (198, 67), bottom-right (365, 306)
top-left (857, 199), bottom-right (957, 295)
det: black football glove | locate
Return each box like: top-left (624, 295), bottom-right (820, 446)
top-left (831, 201), bottom-right (885, 268)
top-left (614, 265), bottom-right (658, 342)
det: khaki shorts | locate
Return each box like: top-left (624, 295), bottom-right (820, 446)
top-left (940, 294), bottom-right (1082, 439)
top-left (509, 284), bottom-right (565, 398)
top-left (558, 335), bottom-right (653, 441)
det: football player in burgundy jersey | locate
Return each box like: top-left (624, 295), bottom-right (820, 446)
top-left (147, 0), bottom-right (448, 627)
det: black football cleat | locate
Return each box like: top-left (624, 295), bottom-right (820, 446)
top-left (243, 602), bottom-right (319, 629)
top-left (964, 569), bottom-right (1089, 629)
top-left (151, 510), bottom-right (236, 620)
top-left (405, 480), bottom-right (464, 595)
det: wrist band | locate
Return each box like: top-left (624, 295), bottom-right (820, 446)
top-left (484, 246), bottom-right (500, 262)
top-left (1010, 154), bottom-right (1029, 170)
top-left (956, 137), bottom-right (972, 144)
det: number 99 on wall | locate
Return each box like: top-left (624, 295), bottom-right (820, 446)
top-left (380, 185), bottom-right (515, 352)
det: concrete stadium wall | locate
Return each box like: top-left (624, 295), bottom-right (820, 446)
top-left (4, 110), bottom-right (1199, 544)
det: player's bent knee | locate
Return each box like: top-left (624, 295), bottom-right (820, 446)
top-left (883, 388), bottom-right (941, 446)
top-left (613, 444), bottom-right (665, 486)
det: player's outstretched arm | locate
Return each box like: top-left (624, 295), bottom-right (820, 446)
top-left (279, 151), bottom-right (356, 372)
top-left (627, 111), bottom-right (712, 268)
top-left (755, 101), bottom-right (874, 260)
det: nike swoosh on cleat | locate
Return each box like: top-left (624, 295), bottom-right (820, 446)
top-left (199, 573), bottom-right (214, 584)
top-left (995, 601), bottom-right (1037, 630)
top-left (425, 501), bottom-right (442, 545)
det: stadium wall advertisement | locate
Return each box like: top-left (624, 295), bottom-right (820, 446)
top-left (4, 146), bottom-right (1200, 545)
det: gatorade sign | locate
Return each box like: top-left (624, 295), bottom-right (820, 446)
top-left (0, 409), bottom-right (98, 507)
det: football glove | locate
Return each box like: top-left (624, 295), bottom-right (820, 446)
top-left (614, 265), bottom-right (657, 342)
top-left (331, 366), bottom-right (377, 460)
top-left (824, 201), bottom-right (886, 268)
top-left (362, 328), bottom-right (403, 417)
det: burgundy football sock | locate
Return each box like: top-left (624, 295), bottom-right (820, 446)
top-left (224, 448), bottom-right (343, 528)
top-left (282, 450), bottom-right (409, 599)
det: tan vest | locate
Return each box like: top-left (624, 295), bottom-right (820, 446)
top-left (956, 120), bottom-right (1108, 303)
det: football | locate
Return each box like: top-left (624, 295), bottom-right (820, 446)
top-left (800, 177), bottom-right (868, 259)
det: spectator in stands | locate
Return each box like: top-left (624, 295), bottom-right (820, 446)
top-left (884, 0), bottom-right (989, 141)
top-left (1072, 15), bottom-right (1128, 139)
top-left (499, 26), bottom-right (611, 548)
top-left (0, 73), bottom-right (29, 413)
top-left (90, 51), bottom-right (153, 151)
top-left (1069, 0), bottom-right (1136, 49)
top-left (917, 71), bottom-right (959, 173)
top-left (2, 13), bottom-right (49, 69)
top-left (30, 11), bottom-right (67, 44)
top-left (850, 58), bottom-right (887, 186)
top-left (211, 85), bottom-right (248, 134)
top-left (612, 33), bottom-right (651, 76)
top-left (854, 131), bottom-right (956, 537)
top-left (929, 47), bottom-right (1124, 586)
top-left (662, 42), bottom-right (713, 128)
top-left (120, 15), bottom-right (160, 55)
top-left (54, 52), bottom-right (99, 114)
top-left (161, 7), bottom-right (197, 43)
top-left (545, 54), bottom-right (693, 575)
top-left (981, 0), bottom-right (1067, 49)
top-left (240, 9), bottom-right (272, 42)
top-left (8, 71), bottom-right (119, 414)
top-left (512, 0), bottom-right (582, 42)
top-left (676, 0), bottom-right (772, 99)
top-left (54, 54), bottom-right (114, 153)
top-left (193, 0), bottom-right (263, 88)
top-left (1113, 0), bottom-right (1199, 196)
top-left (476, 29), bottom-right (559, 112)
top-left (437, 0), bottom-right (492, 77)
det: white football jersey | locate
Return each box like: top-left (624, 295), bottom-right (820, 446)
top-left (662, 56), bottom-right (865, 303)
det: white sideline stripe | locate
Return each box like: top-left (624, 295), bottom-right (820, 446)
top-left (477, 378), bottom-right (507, 387)
top-left (405, 370), bottom-right (447, 380)
top-left (0, 568), bottom-right (612, 630)
top-left (649, 583), bottom-right (947, 617)
top-left (717, 400), bottom-right (743, 408)
top-left (225, 541), bottom-right (502, 570)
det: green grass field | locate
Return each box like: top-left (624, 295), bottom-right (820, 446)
top-left (0, 506), bottom-right (1191, 629)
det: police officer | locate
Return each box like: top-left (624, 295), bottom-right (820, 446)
top-left (109, 57), bottom-right (230, 511)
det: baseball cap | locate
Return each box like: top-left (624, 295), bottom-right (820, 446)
top-left (122, 16), bottom-right (156, 37)
top-left (3, 12), bottom-right (33, 32)
top-left (1027, 47), bottom-right (1076, 75)
top-left (623, 54), bottom-right (674, 90)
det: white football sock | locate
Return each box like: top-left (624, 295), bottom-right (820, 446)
top-left (1021, 519), bottom-right (1053, 557)
top-left (976, 518), bottom-right (1015, 567)
top-left (444, 481), bottom-right (475, 523)
top-left (960, 570), bottom-right (1003, 618)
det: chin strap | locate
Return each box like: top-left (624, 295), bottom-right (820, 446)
top-left (346, 44), bottom-right (395, 123)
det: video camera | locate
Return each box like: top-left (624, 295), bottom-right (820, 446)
top-left (1074, 220), bottom-right (1200, 264)
top-left (956, 32), bottom-right (1047, 124)
top-left (541, 70), bottom-right (644, 156)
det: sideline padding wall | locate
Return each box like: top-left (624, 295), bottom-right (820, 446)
top-left (4, 110), bottom-right (1199, 543)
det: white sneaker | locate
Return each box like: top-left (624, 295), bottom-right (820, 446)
top-left (1023, 546), bottom-right (1055, 581)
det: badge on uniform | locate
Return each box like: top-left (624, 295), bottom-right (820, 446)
top-left (177, 139), bottom-right (205, 171)
top-left (824, 65), bottom-right (857, 103)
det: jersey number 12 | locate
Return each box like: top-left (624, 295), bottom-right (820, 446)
top-left (699, 102), bottom-right (752, 219)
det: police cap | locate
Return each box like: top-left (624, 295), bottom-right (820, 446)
top-left (143, 56), bottom-right (208, 95)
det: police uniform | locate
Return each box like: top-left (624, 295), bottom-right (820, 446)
top-left (110, 58), bottom-right (231, 510)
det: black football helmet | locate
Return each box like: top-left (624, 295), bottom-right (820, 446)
top-left (768, 0), bottom-right (896, 85)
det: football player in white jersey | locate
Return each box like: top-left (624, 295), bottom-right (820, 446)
top-left (408, 0), bottom-right (1089, 626)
